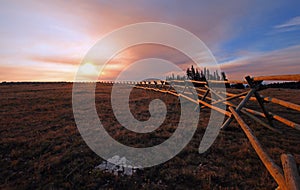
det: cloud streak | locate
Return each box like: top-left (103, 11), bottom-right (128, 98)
top-left (220, 45), bottom-right (300, 80)
top-left (275, 16), bottom-right (300, 29)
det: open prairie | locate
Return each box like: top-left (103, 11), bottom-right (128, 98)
top-left (1, 83), bottom-right (300, 189)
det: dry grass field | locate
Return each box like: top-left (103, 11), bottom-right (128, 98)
top-left (1, 83), bottom-right (300, 189)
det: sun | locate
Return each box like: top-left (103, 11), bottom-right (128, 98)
top-left (79, 62), bottom-right (98, 76)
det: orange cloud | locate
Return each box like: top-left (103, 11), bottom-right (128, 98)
top-left (0, 65), bottom-right (76, 82)
top-left (29, 55), bottom-right (80, 65)
top-left (97, 44), bottom-right (195, 80)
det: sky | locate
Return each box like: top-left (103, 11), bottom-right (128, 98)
top-left (0, 0), bottom-right (299, 81)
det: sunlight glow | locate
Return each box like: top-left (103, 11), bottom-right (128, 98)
top-left (80, 62), bottom-right (98, 76)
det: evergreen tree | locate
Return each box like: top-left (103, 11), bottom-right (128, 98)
top-left (186, 68), bottom-right (191, 79)
top-left (200, 70), bottom-right (204, 79)
top-left (195, 69), bottom-right (200, 81)
top-left (216, 70), bottom-right (220, 80)
top-left (191, 65), bottom-right (196, 80)
top-left (207, 69), bottom-right (210, 80)
top-left (221, 72), bottom-right (227, 81)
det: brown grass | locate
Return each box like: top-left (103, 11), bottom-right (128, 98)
top-left (0, 83), bottom-right (299, 189)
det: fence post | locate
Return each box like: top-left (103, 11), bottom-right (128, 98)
top-left (245, 76), bottom-right (275, 129)
top-left (221, 85), bottom-right (257, 129)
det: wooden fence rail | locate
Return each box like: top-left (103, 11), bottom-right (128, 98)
top-left (100, 74), bottom-right (300, 189)
top-left (253, 74), bottom-right (300, 81)
top-left (229, 107), bottom-right (288, 190)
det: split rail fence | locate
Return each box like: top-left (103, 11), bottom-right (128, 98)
top-left (100, 74), bottom-right (300, 189)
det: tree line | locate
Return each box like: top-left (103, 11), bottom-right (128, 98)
top-left (166, 65), bottom-right (228, 82)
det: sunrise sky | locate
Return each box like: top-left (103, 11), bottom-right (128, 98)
top-left (0, 0), bottom-right (299, 82)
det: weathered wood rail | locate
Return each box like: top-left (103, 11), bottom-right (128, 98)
top-left (100, 74), bottom-right (300, 189)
